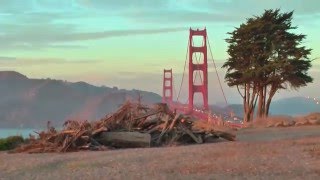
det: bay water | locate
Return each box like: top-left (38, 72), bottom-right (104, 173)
top-left (0, 128), bottom-right (39, 138)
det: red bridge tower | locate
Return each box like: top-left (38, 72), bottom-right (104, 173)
top-left (162, 69), bottom-right (173, 104)
top-left (188, 28), bottom-right (209, 112)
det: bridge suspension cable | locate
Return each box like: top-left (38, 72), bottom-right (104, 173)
top-left (207, 36), bottom-right (229, 109)
top-left (172, 77), bottom-right (177, 101)
top-left (176, 38), bottom-right (189, 102)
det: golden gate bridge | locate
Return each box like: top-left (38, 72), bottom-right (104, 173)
top-left (161, 28), bottom-right (241, 128)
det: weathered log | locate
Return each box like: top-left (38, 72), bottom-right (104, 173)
top-left (92, 126), bottom-right (108, 136)
top-left (213, 131), bottom-right (236, 141)
top-left (97, 132), bottom-right (151, 148)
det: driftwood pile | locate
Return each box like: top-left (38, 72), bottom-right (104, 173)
top-left (13, 102), bottom-right (236, 153)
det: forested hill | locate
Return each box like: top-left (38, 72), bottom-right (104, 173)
top-left (0, 71), bottom-right (161, 128)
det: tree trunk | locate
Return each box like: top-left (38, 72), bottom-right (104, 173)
top-left (265, 88), bottom-right (276, 117)
top-left (243, 83), bottom-right (258, 122)
top-left (241, 82), bottom-right (259, 123)
top-left (243, 83), bottom-right (249, 122)
top-left (257, 86), bottom-right (264, 118)
top-left (262, 85), bottom-right (267, 118)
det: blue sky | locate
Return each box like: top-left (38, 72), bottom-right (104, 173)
top-left (0, 0), bottom-right (319, 104)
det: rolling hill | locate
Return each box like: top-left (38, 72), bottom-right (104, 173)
top-left (217, 97), bottom-right (319, 118)
top-left (0, 71), bottom-right (162, 128)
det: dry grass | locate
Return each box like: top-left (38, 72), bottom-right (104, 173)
top-left (247, 112), bottom-right (320, 128)
top-left (295, 112), bottom-right (320, 126)
top-left (248, 115), bottom-right (295, 128)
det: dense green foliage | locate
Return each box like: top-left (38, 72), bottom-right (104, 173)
top-left (223, 9), bottom-right (313, 122)
top-left (0, 136), bottom-right (25, 151)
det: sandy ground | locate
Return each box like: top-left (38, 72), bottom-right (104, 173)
top-left (1, 126), bottom-right (320, 180)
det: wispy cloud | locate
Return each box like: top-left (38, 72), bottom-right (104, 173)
top-left (55, 27), bottom-right (187, 41)
top-left (79, 0), bottom-right (320, 24)
top-left (0, 18), bottom-right (186, 51)
top-left (0, 56), bottom-right (102, 66)
top-left (1, 0), bottom-right (319, 52)
top-left (0, 56), bottom-right (17, 61)
top-left (124, 11), bottom-right (244, 24)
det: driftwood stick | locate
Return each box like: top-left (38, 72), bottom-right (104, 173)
top-left (168, 114), bottom-right (181, 131)
top-left (132, 110), bottom-right (161, 122)
top-left (156, 115), bottom-right (170, 144)
top-left (179, 124), bottom-right (203, 144)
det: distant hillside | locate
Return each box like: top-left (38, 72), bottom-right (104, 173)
top-left (0, 71), bottom-right (162, 128)
top-left (269, 97), bottom-right (319, 116)
top-left (218, 96), bottom-right (319, 118)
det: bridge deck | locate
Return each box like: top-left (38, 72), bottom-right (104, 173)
top-left (168, 102), bottom-right (243, 129)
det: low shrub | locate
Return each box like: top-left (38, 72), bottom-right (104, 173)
top-left (0, 136), bottom-right (25, 151)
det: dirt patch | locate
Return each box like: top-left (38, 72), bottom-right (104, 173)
top-left (1, 126), bottom-right (320, 179)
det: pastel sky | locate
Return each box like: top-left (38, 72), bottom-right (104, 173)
top-left (0, 0), bottom-right (319, 104)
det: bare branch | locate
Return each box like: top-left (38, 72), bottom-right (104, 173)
top-left (236, 85), bottom-right (244, 98)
